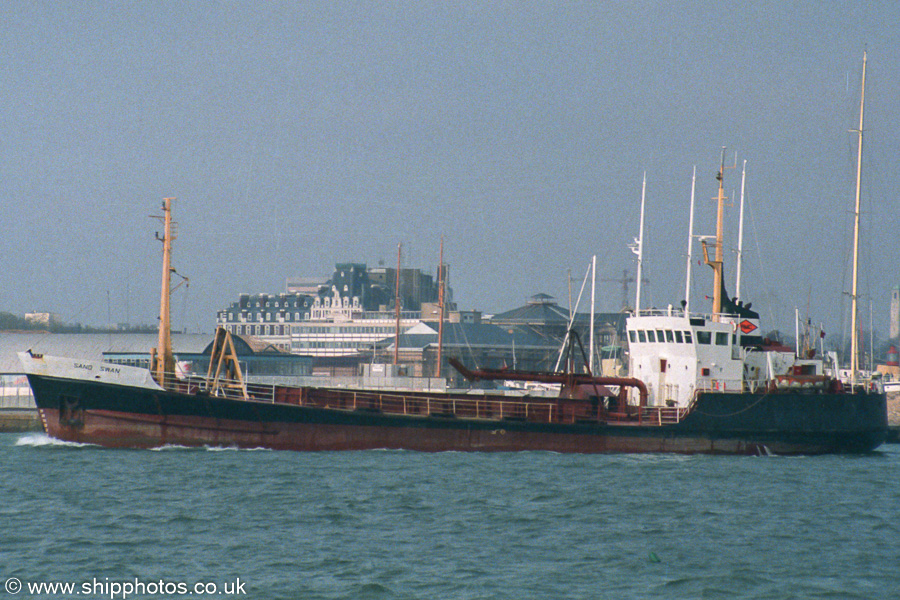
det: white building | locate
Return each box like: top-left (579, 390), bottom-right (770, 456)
top-left (890, 286), bottom-right (899, 340)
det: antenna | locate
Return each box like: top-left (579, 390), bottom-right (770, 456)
top-left (735, 159), bottom-right (747, 299)
top-left (630, 173), bottom-right (647, 314)
top-left (684, 166), bottom-right (697, 312)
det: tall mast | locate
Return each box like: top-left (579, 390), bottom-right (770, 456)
top-left (437, 236), bottom-right (445, 378)
top-left (153, 198), bottom-right (176, 386)
top-left (702, 148), bottom-right (729, 321)
top-left (589, 254), bottom-right (596, 374)
top-left (735, 159), bottom-right (747, 299)
top-left (633, 172), bottom-right (647, 314)
top-left (394, 242), bottom-right (402, 366)
top-left (850, 51), bottom-right (867, 387)
top-left (684, 166), bottom-right (697, 312)
top-left (713, 149), bottom-right (727, 317)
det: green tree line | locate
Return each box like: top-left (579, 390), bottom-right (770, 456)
top-left (0, 312), bottom-right (157, 334)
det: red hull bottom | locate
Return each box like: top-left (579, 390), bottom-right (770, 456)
top-left (37, 408), bottom-right (838, 456)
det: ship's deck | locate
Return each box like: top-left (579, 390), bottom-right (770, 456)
top-left (177, 379), bottom-right (690, 427)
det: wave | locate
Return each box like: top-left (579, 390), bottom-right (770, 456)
top-left (203, 445), bottom-right (272, 452)
top-left (149, 443), bottom-right (273, 452)
top-left (14, 433), bottom-right (96, 448)
top-left (148, 443), bottom-right (195, 452)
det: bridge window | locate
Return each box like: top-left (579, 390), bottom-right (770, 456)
top-left (628, 331), bottom-right (636, 343)
top-left (656, 329), bottom-right (666, 342)
top-left (638, 330), bottom-right (647, 343)
top-left (674, 330), bottom-right (683, 343)
top-left (684, 331), bottom-right (693, 343)
top-left (715, 332), bottom-right (729, 346)
top-left (665, 330), bottom-right (674, 343)
top-left (647, 330), bottom-right (656, 343)
top-left (697, 331), bottom-right (711, 345)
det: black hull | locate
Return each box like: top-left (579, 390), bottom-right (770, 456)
top-left (26, 374), bottom-right (888, 455)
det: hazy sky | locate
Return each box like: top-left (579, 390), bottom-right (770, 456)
top-left (2, 1), bottom-right (897, 340)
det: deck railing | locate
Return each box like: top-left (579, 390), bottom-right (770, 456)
top-left (275, 386), bottom-right (563, 423)
top-left (163, 376), bottom-right (278, 403)
top-left (640, 406), bottom-right (688, 425)
top-left (164, 374), bottom-right (685, 427)
top-left (694, 379), bottom-right (744, 394)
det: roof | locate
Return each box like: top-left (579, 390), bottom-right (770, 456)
top-left (198, 335), bottom-right (288, 355)
top-left (490, 296), bottom-right (571, 325)
top-left (489, 296), bottom-right (627, 331)
top-left (571, 311), bottom-right (629, 330)
top-left (0, 332), bottom-right (211, 373)
top-left (394, 321), bottom-right (556, 351)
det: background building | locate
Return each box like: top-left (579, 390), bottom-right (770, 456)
top-left (217, 265), bottom-right (630, 381)
top-left (217, 262), bottom-right (449, 375)
top-left (488, 294), bottom-right (627, 374)
top-left (891, 286), bottom-right (899, 340)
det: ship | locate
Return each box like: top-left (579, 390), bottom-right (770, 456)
top-left (18, 341), bottom-right (887, 453)
top-left (20, 171), bottom-right (888, 455)
top-left (19, 56), bottom-right (888, 454)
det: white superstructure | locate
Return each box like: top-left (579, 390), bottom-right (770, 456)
top-left (625, 307), bottom-right (810, 408)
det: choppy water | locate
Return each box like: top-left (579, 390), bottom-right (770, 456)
top-left (2, 432), bottom-right (899, 599)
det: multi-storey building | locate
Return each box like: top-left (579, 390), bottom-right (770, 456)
top-left (216, 263), bottom-right (443, 365)
top-left (216, 292), bottom-right (310, 352)
top-left (367, 265), bottom-right (446, 310)
top-left (290, 288), bottom-right (421, 357)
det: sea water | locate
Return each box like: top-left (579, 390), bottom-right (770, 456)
top-left (1, 432), bottom-right (898, 600)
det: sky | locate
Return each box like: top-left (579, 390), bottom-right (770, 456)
top-left (1, 1), bottom-right (898, 342)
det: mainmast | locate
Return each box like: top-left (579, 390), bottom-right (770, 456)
top-left (153, 198), bottom-right (176, 386)
top-left (850, 51), bottom-right (867, 387)
top-left (713, 150), bottom-right (727, 317)
top-left (702, 148), bottom-right (730, 321)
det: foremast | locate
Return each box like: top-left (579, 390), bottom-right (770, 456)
top-left (152, 198), bottom-right (177, 387)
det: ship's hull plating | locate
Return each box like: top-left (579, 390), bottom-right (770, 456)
top-left (26, 374), bottom-right (887, 455)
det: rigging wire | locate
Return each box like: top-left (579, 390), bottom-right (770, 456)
top-left (553, 260), bottom-right (592, 372)
top-left (745, 192), bottom-right (777, 330)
